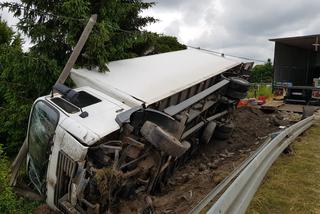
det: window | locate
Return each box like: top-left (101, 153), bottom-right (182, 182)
top-left (51, 97), bottom-right (79, 114)
top-left (28, 101), bottom-right (59, 194)
top-left (50, 91), bottom-right (101, 114)
top-left (73, 91), bottom-right (101, 108)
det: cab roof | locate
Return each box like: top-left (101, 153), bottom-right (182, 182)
top-left (71, 49), bottom-right (241, 106)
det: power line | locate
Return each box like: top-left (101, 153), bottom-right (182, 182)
top-left (187, 45), bottom-right (268, 63)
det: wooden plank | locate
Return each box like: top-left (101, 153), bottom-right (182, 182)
top-left (261, 101), bottom-right (284, 110)
top-left (278, 104), bottom-right (306, 113)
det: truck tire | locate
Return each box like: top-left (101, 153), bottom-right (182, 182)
top-left (216, 122), bottom-right (234, 133)
top-left (201, 121), bottom-right (217, 144)
top-left (214, 122), bottom-right (234, 140)
top-left (141, 121), bottom-right (191, 157)
top-left (229, 77), bottom-right (250, 92)
top-left (226, 89), bottom-right (247, 100)
top-left (214, 131), bottom-right (232, 140)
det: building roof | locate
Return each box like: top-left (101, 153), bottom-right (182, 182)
top-left (71, 49), bottom-right (241, 106)
top-left (270, 34), bottom-right (320, 50)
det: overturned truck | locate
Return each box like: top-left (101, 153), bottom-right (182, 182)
top-left (15, 49), bottom-right (251, 213)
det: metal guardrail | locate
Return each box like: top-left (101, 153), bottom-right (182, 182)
top-left (190, 115), bottom-right (315, 214)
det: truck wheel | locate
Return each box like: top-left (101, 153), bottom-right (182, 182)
top-left (141, 121), bottom-right (191, 157)
top-left (214, 122), bottom-right (234, 140)
top-left (201, 121), bottom-right (217, 144)
top-left (229, 77), bottom-right (250, 92)
top-left (226, 89), bottom-right (247, 100)
top-left (216, 122), bottom-right (234, 133)
top-left (214, 131), bottom-right (232, 140)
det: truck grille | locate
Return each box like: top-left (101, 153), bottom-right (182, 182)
top-left (54, 151), bottom-right (77, 207)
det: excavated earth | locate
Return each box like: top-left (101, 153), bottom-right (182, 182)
top-left (34, 106), bottom-right (293, 214)
top-left (118, 106), bottom-right (292, 213)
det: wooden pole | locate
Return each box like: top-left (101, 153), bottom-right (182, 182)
top-left (10, 138), bottom-right (28, 186)
top-left (10, 14), bottom-right (98, 187)
top-left (56, 14), bottom-right (97, 85)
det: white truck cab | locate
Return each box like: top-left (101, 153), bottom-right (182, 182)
top-left (20, 49), bottom-right (251, 213)
top-left (27, 86), bottom-right (133, 208)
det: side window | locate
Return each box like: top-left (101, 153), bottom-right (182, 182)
top-left (28, 101), bottom-right (59, 192)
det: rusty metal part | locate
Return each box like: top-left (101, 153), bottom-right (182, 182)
top-left (141, 121), bottom-right (191, 157)
top-left (181, 111), bottom-right (228, 140)
top-left (201, 121), bottom-right (217, 144)
top-left (113, 150), bottom-right (120, 170)
top-left (147, 151), bottom-right (162, 193)
top-left (121, 167), bottom-right (142, 179)
top-left (99, 145), bottom-right (122, 151)
top-left (80, 198), bottom-right (100, 214)
top-left (125, 145), bottom-right (141, 159)
top-left (143, 195), bottom-right (155, 213)
top-left (182, 121), bottom-right (205, 140)
top-left (120, 152), bottom-right (149, 169)
top-left (160, 156), bottom-right (172, 173)
top-left (206, 110), bottom-right (228, 122)
top-left (123, 137), bottom-right (145, 149)
top-left (138, 156), bottom-right (155, 172)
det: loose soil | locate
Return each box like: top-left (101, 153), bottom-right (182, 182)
top-left (35, 107), bottom-right (293, 213)
top-left (120, 107), bottom-right (292, 213)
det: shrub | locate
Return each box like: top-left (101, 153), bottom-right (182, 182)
top-left (0, 144), bottom-right (38, 213)
top-left (247, 84), bottom-right (273, 98)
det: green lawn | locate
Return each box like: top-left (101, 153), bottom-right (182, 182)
top-left (247, 84), bottom-right (273, 99)
top-left (247, 122), bottom-right (320, 214)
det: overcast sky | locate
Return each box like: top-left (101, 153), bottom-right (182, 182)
top-left (2, 0), bottom-right (320, 62)
top-left (142, 0), bottom-right (320, 63)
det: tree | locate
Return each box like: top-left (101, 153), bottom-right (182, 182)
top-left (2, 1), bottom-right (186, 71)
top-left (0, 19), bottom-right (60, 154)
top-left (0, 2), bottom-right (186, 154)
top-left (249, 59), bottom-right (273, 83)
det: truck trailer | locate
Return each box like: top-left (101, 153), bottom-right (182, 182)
top-left (13, 49), bottom-right (250, 213)
top-left (270, 34), bottom-right (320, 104)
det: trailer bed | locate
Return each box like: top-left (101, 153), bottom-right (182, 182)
top-left (71, 49), bottom-right (240, 106)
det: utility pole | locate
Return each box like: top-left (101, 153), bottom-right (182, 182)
top-left (11, 14), bottom-right (98, 187)
top-left (56, 14), bottom-right (97, 85)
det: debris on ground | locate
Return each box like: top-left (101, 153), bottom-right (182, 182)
top-left (281, 111), bottom-right (303, 122)
top-left (33, 204), bottom-right (58, 214)
top-left (118, 107), bottom-right (292, 213)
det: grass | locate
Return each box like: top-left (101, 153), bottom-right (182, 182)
top-left (247, 84), bottom-right (273, 98)
top-left (247, 122), bottom-right (320, 214)
top-left (0, 144), bottom-right (39, 214)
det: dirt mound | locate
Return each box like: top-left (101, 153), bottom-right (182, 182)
top-left (229, 107), bottom-right (289, 148)
top-left (135, 107), bottom-right (291, 213)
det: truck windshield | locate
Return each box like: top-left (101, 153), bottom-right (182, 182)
top-left (28, 101), bottom-right (59, 194)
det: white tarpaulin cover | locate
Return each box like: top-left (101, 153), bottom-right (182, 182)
top-left (71, 49), bottom-right (241, 106)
